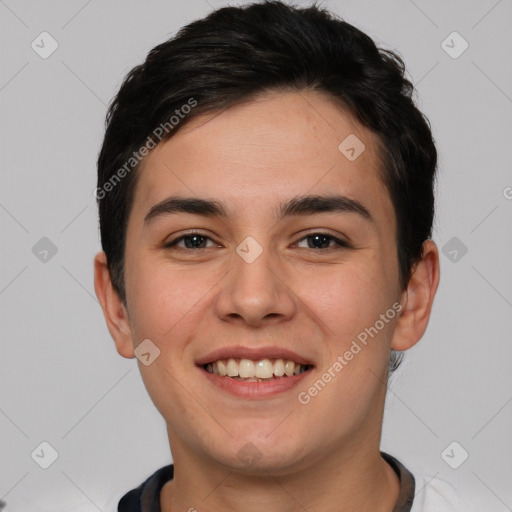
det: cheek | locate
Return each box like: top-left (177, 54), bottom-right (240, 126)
top-left (296, 260), bottom-right (393, 342)
top-left (125, 257), bottom-right (211, 342)
top-left (125, 261), bottom-right (208, 417)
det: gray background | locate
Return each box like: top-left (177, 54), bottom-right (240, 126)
top-left (1, 0), bottom-right (511, 510)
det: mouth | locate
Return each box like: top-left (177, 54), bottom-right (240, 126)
top-left (195, 347), bottom-right (315, 399)
top-left (202, 358), bottom-right (314, 382)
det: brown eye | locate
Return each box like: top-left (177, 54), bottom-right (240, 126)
top-left (296, 233), bottom-right (350, 250)
top-left (164, 232), bottom-right (218, 250)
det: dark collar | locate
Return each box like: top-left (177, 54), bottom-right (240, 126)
top-left (118, 451), bottom-right (415, 512)
top-left (381, 451), bottom-right (416, 512)
top-left (117, 464), bottom-right (173, 512)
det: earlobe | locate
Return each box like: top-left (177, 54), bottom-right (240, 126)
top-left (93, 251), bottom-right (135, 359)
top-left (391, 240), bottom-right (440, 352)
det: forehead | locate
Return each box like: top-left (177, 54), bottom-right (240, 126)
top-left (131, 90), bottom-right (392, 225)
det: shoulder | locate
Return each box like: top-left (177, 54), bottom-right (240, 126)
top-left (411, 473), bottom-right (476, 512)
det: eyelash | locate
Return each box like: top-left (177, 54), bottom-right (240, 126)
top-left (163, 231), bottom-right (351, 252)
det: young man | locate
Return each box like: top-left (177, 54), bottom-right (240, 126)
top-left (93, 2), bottom-right (468, 510)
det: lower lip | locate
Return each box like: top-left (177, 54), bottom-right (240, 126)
top-left (198, 366), bottom-right (313, 399)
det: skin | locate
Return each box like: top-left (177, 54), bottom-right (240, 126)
top-left (94, 90), bottom-right (440, 512)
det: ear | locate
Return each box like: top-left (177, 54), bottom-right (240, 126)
top-left (391, 240), bottom-right (440, 351)
top-left (93, 251), bottom-right (135, 359)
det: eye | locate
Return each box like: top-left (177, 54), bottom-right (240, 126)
top-left (163, 231), bottom-right (351, 252)
top-left (295, 232), bottom-right (350, 250)
top-left (164, 231), bottom-right (218, 251)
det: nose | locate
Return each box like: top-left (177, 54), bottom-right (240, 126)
top-left (213, 241), bottom-right (297, 327)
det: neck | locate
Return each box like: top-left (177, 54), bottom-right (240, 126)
top-left (160, 441), bottom-right (400, 512)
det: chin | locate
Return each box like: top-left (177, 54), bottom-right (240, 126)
top-left (211, 429), bottom-right (310, 474)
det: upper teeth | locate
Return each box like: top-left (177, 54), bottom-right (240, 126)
top-left (205, 358), bottom-right (309, 379)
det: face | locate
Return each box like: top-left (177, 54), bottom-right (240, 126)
top-left (114, 90), bottom-right (407, 473)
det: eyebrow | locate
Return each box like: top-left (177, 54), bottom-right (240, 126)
top-left (144, 194), bottom-right (373, 225)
